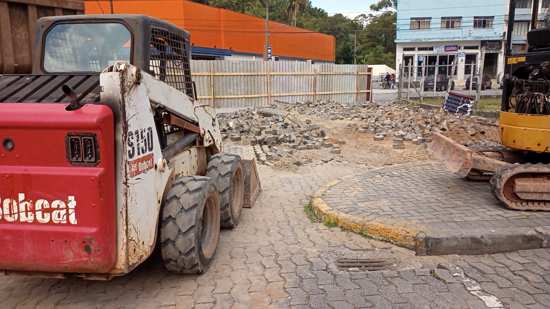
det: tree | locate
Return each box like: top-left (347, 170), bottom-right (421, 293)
top-left (359, 0), bottom-right (397, 67)
top-left (287, 0), bottom-right (309, 27)
top-left (369, 0), bottom-right (397, 11)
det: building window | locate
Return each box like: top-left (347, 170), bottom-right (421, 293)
top-left (410, 17), bottom-right (431, 30)
top-left (543, 0), bottom-right (550, 8)
top-left (474, 16), bottom-right (494, 29)
top-left (515, 0), bottom-right (531, 9)
top-left (513, 21), bottom-right (530, 37)
top-left (464, 45), bottom-right (479, 50)
top-left (403, 55), bottom-right (414, 77)
top-left (403, 47), bottom-right (416, 52)
top-left (465, 54), bottom-right (478, 76)
top-left (441, 17), bottom-right (462, 29)
top-left (418, 47), bottom-right (434, 51)
top-left (417, 55), bottom-right (436, 77)
top-left (438, 55), bottom-right (457, 76)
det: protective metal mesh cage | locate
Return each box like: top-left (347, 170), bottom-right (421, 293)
top-left (149, 26), bottom-right (194, 98)
top-left (514, 79), bottom-right (550, 94)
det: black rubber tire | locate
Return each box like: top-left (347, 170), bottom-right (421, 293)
top-left (160, 176), bottom-right (221, 274)
top-left (207, 153), bottom-right (245, 229)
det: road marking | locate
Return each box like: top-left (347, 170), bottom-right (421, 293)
top-left (448, 265), bottom-right (504, 308)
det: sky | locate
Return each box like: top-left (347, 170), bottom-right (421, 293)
top-left (310, 0), bottom-right (377, 18)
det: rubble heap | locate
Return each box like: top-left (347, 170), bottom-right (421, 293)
top-left (218, 108), bottom-right (340, 164)
top-left (218, 101), bottom-right (498, 165)
top-left (286, 100), bottom-right (367, 121)
top-left (283, 101), bottom-right (497, 145)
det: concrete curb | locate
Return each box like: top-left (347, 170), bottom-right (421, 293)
top-left (311, 179), bottom-right (419, 251)
top-left (419, 228), bottom-right (548, 256)
top-left (311, 174), bottom-right (550, 256)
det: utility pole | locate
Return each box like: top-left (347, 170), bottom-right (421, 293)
top-left (263, 0), bottom-right (271, 61)
top-left (476, 47), bottom-right (485, 105)
top-left (354, 31), bottom-right (358, 65)
top-left (532, 0), bottom-right (540, 30)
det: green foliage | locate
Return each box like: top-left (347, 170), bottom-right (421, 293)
top-left (370, 0), bottom-right (396, 11)
top-left (191, 0), bottom-right (396, 67)
top-left (359, 11), bottom-right (396, 67)
top-left (303, 203), bottom-right (321, 223)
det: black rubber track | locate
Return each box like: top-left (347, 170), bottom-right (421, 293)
top-left (491, 163), bottom-right (550, 211)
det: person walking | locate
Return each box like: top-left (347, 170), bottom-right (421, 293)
top-left (384, 73), bottom-right (391, 89)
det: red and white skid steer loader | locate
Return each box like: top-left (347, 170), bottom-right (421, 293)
top-left (0, 15), bottom-right (260, 279)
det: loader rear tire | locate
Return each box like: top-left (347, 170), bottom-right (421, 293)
top-left (160, 176), bottom-right (221, 274)
top-left (207, 153), bottom-right (245, 229)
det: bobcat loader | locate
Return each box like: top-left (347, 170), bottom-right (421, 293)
top-left (0, 14), bottom-right (260, 279)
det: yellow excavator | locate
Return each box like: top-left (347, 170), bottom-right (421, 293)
top-left (431, 0), bottom-right (550, 211)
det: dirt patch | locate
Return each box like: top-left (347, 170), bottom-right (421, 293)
top-left (219, 101), bottom-right (498, 170)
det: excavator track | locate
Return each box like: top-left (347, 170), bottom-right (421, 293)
top-left (491, 164), bottom-right (550, 211)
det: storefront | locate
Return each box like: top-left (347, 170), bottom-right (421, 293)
top-left (396, 40), bottom-right (504, 90)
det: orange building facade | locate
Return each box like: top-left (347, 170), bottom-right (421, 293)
top-left (85, 0), bottom-right (336, 62)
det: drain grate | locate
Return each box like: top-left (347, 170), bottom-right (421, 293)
top-left (335, 257), bottom-right (395, 271)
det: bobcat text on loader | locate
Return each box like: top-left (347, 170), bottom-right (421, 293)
top-left (0, 14), bottom-right (260, 279)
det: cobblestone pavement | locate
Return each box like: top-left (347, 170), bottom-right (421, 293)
top-left (322, 161), bottom-right (550, 230)
top-left (320, 161), bottom-right (550, 254)
top-left (0, 163), bottom-right (548, 308)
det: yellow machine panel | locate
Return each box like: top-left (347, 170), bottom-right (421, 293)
top-left (500, 111), bottom-right (550, 153)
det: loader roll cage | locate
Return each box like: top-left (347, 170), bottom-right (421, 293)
top-left (35, 14), bottom-right (195, 99)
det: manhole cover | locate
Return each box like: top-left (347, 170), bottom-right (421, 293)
top-left (335, 257), bottom-right (395, 271)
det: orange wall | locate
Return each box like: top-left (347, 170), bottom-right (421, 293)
top-left (85, 0), bottom-right (335, 62)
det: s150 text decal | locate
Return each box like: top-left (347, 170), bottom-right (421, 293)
top-left (127, 126), bottom-right (155, 178)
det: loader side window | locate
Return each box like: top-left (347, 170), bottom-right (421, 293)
top-left (149, 27), bottom-right (194, 98)
top-left (44, 23), bottom-right (131, 73)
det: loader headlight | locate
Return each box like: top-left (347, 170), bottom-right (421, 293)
top-left (66, 134), bottom-right (99, 165)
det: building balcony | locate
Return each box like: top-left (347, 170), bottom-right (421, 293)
top-left (396, 28), bottom-right (504, 43)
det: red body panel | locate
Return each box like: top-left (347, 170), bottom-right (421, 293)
top-left (0, 103), bottom-right (116, 273)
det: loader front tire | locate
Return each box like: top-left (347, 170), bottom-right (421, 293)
top-left (160, 176), bottom-right (221, 274)
top-left (207, 154), bottom-right (245, 229)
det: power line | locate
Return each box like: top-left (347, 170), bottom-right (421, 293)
top-left (396, 3), bottom-right (535, 12)
top-left (396, 12), bottom-right (549, 21)
top-left (395, 22), bottom-right (520, 32)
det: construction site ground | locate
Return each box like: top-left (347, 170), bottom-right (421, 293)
top-left (1, 101), bottom-right (549, 308)
top-left (230, 100), bottom-right (550, 256)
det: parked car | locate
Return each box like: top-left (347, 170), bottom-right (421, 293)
top-left (423, 75), bottom-right (454, 92)
top-left (465, 75), bottom-right (492, 90)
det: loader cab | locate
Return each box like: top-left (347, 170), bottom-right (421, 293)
top-left (34, 14), bottom-right (195, 99)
